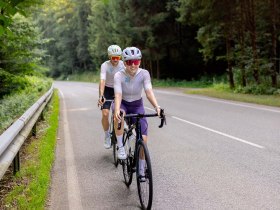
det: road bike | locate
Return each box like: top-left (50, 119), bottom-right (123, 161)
top-left (118, 109), bottom-right (166, 210)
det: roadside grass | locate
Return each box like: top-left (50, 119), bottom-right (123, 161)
top-left (185, 87), bottom-right (280, 107)
top-left (152, 78), bottom-right (212, 88)
top-left (1, 90), bottom-right (59, 209)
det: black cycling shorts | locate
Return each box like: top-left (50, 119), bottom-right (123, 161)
top-left (102, 86), bottom-right (114, 110)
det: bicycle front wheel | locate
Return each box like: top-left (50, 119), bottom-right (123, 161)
top-left (136, 141), bottom-right (153, 210)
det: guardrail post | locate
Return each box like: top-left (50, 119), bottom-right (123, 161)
top-left (40, 112), bottom-right (45, 121)
top-left (13, 152), bottom-right (20, 175)
top-left (32, 123), bottom-right (37, 136)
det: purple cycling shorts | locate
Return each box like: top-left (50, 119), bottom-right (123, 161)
top-left (120, 98), bottom-right (148, 136)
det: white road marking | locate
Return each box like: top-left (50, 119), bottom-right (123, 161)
top-left (154, 89), bottom-right (280, 113)
top-left (145, 106), bottom-right (264, 149)
top-left (59, 90), bottom-right (83, 209)
top-left (172, 116), bottom-right (265, 149)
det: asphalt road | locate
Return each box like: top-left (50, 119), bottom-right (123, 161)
top-left (49, 81), bottom-right (280, 210)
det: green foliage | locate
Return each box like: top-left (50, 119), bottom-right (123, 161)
top-left (0, 69), bottom-right (28, 97)
top-left (35, 0), bottom-right (93, 78)
top-left (30, 0), bottom-right (280, 89)
top-left (0, 13), bottom-right (49, 97)
top-left (177, 0), bottom-right (280, 89)
top-left (0, 76), bottom-right (52, 134)
top-left (1, 14), bottom-right (47, 74)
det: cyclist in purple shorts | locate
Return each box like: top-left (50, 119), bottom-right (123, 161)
top-left (113, 46), bottom-right (161, 167)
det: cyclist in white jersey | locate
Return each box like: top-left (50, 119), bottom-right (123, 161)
top-left (98, 45), bottom-right (124, 149)
top-left (114, 47), bottom-right (161, 166)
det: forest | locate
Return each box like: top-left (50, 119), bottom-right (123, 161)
top-left (1, 0), bottom-right (280, 98)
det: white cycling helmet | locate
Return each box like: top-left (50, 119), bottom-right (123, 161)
top-left (122, 47), bottom-right (142, 61)
top-left (107, 45), bottom-right (122, 56)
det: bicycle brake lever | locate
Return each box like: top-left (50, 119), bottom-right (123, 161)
top-left (158, 109), bottom-right (166, 128)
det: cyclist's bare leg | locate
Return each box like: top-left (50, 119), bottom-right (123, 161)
top-left (140, 135), bottom-right (148, 159)
top-left (114, 111), bottom-right (127, 159)
top-left (139, 135), bottom-right (147, 177)
top-left (102, 109), bottom-right (110, 131)
top-left (114, 111), bottom-right (125, 147)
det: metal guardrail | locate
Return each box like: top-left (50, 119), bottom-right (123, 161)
top-left (0, 86), bottom-right (54, 180)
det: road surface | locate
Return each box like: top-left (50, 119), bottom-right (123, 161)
top-left (48, 81), bottom-right (280, 210)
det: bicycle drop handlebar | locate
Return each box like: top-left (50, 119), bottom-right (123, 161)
top-left (99, 96), bottom-right (114, 110)
top-left (117, 109), bottom-right (166, 130)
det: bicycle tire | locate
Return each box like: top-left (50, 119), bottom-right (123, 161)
top-left (112, 134), bottom-right (118, 167)
top-left (136, 141), bottom-right (153, 210)
top-left (110, 115), bottom-right (118, 167)
top-left (122, 129), bottom-right (134, 186)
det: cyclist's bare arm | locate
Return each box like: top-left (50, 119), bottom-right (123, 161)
top-left (98, 79), bottom-right (106, 106)
top-left (114, 92), bottom-right (122, 121)
top-left (145, 89), bottom-right (160, 116)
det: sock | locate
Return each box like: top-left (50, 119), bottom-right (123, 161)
top-left (104, 129), bottom-right (110, 138)
top-left (116, 135), bottom-right (123, 147)
top-left (139, 159), bottom-right (145, 175)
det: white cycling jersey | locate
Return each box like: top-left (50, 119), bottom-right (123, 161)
top-left (114, 68), bottom-right (152, 102)
top-left (100, 60), bottom-right (124, 88)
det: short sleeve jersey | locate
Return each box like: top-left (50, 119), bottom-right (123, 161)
top-left (100, 60), bottom-right (124, 88)
top-left (114, 68), bottom-right (152, 102)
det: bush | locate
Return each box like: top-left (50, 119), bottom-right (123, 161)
top-left (234, 84), bottom-right (280, 95)
top-left (0, 76), bottom-right (52, 134)
top-left (0, 70), bottom-right (29, 98)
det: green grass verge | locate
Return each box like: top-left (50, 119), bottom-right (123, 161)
top-left (3, 89), bottom-right (59, 209)
top-left (185, 88), bottom-right (280, 107)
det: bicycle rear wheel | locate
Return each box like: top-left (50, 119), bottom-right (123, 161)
top-left (136, 141), bottom-right (153, 210)
top-left (122, 129), bottom-right (134, 186)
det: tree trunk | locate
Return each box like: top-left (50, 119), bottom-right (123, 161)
top-left (240, 0), bottom-right (247, 87)
top-left (156, 59), bottom-right (160, 79)
top-left (226, 36), bottom-right (235, 89)
top-left (149, 60), bottom-right (153, 78)
top-left (270, 0), bottom-right (277, 87)
top-left (245, 0), bottom-right (260, 84)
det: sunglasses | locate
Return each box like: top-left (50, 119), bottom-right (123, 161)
top-left (125, 60), bottom-right (141, 66)
top-left (111, 56), bottom-right (121, 61)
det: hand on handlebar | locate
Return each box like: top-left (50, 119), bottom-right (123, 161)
top-left (116, 111), bottom-right (123, 130)
top-left (155, 106), bottom-right (161, 116)
top-left (98, 96), bottom-right (105, 107)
